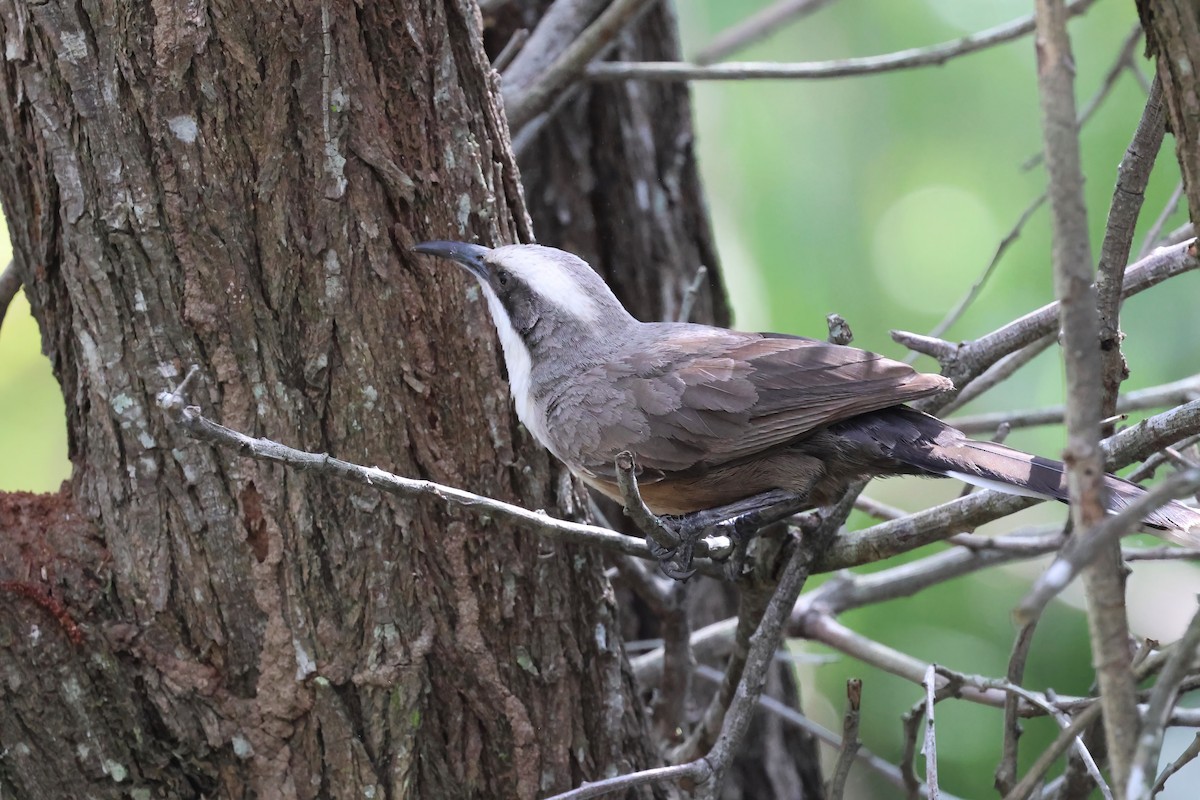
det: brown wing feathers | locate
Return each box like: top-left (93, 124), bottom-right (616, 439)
top-left (551, 328), bottom-right (950, 477)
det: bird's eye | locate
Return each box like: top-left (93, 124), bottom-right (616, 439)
top-left (496, 270), bottom-right (511, 287)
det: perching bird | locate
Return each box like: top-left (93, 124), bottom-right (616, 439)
top-left (414, 240), bottom-right (1200, 559)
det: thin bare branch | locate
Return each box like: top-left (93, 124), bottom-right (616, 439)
top-left (798, 527), bottom-right (1060, 621)
top-left (1106, 398), bottom-right (1200, 471)
top-left (615, 451), bottom-right (684, 555)
top-left (1127, 600), bottom-right (1200, 798)
top-left (890, 330), bottom-right (958, 362)
top-left (949, 374), bottom-right (1200, 435)
top-left (921, 665), bottom-right (940, 799)
top-left (692, 665), bottom-right (953, 798)
top-left (502, 0), bottom-right (607, 97)
top-left (676, 264), bottom-right (709, 323)
top-left (1129, 434), bottom-right (1200, 482)
top-left (801, 611), bottom-right (1198, 729)
top-left (950, 529), bottom-right (1066, 556)
top-left (632, 616), bottom-right (736, 687)
top-left (1096, 76), bottom-right (1167, 427)
top-left (901, 697), bottom-right (924, 798)
top-left (588, 0), bottom-right (1097, 82)
top-left (1037, 4), bottom-right (1138, 776)
top-left (544, 762), bottom-right (712, 800)
top-left (827, 678), bottom-right (863, 800)
top-left (854, 494), bottom-right (905, 521)
top-left (1016, 468), bottom-right (1200, 624)
top-left (995, 621), bottom-right (1040, 795)
top-left (1021, 23), bottom-right (1145, 172)
top-left (693, 0), bottom-right (838, 65)
top-left (157, 374), bottom-right (724, 572)
top-left (653, 583), bottom-right (695, 742)
top-left (1122, 544), bottom-right (1200, 561)
top-left (612, 554), bottom-right (671, 610)
top-left (797, 615), bottom-right (1004, 707)
top-left (511, 80), bottom-right (590, 159)
top-left (1032, 695), bottom-right (1113, 800)
top-left (1004, 701), bottom-right (1105, 800)
top-left (1129, 57), bottom-right (1153, 94)
top-left (939, 335), bottom-right (1056, 416)
top-left (505, 0), bottom-right (660, 131)
top-left (673, 586), bottom-right (774, 763)
top-left (1152, 732), bottom-right (1200, 795)
top-left (821, 487), bottom-right (1031, 571)
top-left (806, 618), bottom-right (1098, 717)
top-left (901, 673), bottom-right (962, 798)
top-left (1160, 708), bottom-right (1200, 726)
top-left (492, 28), bottom-right (530, 72)
top-left (902, 237), bottom-right (1198, 411)
top-left (1137, 181), bottom-right (1185, 261)
top-left (1079, 23), bottom-right (1145, 125)
top-left (917, 193), bottom-right (1047, 350)
top-left (692, 496), bottom-right (854, 799)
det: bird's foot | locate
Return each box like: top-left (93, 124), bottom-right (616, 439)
top-left (613, 452), bottom-right (810, 580)
top-left (655, 491), bottom-right (811, 581)
top-left (647, 519), bottom-right (700, 581)
top-left (658, 549), bottom-right (698, 581)
top-left (643, 530), bottom-right (678, 562)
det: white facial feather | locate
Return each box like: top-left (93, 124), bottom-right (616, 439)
top-left (478, 282), bottom-right (554, 449)
top-left (491, 246), bottom-right (600, 323)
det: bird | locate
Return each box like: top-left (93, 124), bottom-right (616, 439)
top-left (413, 240), bottom-right (1200, 569)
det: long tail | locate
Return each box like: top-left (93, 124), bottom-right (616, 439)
top-left (836, 408), bottom-right (1200, 546)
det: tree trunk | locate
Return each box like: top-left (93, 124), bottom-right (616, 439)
top-left (0, 2), bottom-right (661, 797)
top-left (1138, 0), bottom-right (1200, 229)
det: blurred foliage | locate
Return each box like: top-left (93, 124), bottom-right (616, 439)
top-left (674, 1), bottom-right (1199, 797)
top-left (0, 215), bottom-right (69, 494)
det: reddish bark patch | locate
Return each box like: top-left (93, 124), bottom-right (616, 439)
top-left (240, 483), bottom-right (270, 563)
top-left (0, 487), bottom-right (108, 630)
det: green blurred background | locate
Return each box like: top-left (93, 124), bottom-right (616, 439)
top-left (1, 1), bottom-right (1197, 796)
top-left (670, 1), bottom-right (1199, 797)
top-left (0, 215), bottom-right (69, 496)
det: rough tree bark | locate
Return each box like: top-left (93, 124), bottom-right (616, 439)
top-left (0, 2), bottom-right (666, 797)
top-left (1138, 1), bottom-right (1200, 228)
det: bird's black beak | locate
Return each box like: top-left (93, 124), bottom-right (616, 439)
top-left (412, 240), bottom-right (492, 281)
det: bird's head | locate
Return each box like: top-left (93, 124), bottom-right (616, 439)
top-left (412, 241), bottom-right (635, 347)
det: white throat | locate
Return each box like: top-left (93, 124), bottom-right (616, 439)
top-left (479, 283), bottom-right (552, 449)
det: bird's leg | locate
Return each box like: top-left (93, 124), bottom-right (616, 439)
top-left (615, 453), bottom-right (688, 569)
top-left (662, 490), bottom-right (812, 581)
top-left (614, 453), bottom-right (814, 580)
top-left (710, 490), bottom-right (813, 541)
top-left (676, 490), bottom-right (809, 539)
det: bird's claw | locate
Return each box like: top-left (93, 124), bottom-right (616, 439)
top-left (648, 528), bottom-right (698, 581)
top-left (659, 560), bottom-right (697, 581)
top-left (645, 536), bottom-right (678, 562)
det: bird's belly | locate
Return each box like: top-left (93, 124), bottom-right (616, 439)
top-left (578, 452), bottom-right (829, 516)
